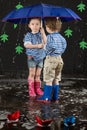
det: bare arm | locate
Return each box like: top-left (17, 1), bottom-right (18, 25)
top-left (40, 27), bottom-right (47, 44)
top-left (24, 42), bottom-right (44, 49)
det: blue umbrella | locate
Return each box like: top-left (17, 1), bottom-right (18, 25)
top-left (2, 3), bottom-right (81, 23)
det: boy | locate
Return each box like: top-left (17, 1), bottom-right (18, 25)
top-left (38, 17), bottom-right (67, 103)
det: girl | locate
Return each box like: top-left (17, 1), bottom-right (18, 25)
top-left (23, 18), bottom-right (46, 97)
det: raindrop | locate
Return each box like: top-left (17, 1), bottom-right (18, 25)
top-left (12, 55), bottom-right (17, 63)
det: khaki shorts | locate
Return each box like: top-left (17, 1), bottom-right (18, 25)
top-left (43, 56), bottom-right (64, 83)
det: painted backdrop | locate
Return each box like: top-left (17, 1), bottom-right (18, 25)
top-left (0, 0), bottom-right (87, 76)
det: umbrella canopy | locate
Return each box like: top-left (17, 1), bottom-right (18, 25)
top-left (2, 3), bottom-right (81, 23)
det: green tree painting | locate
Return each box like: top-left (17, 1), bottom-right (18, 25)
top-left (13, 24), bottom-right (18, 29)
top-left (77, 2), bottom-right (86, 12)
top-left (0, 32), bottom-right (9, 43)
top-left (64, 27), bottom-right (73, 38)
top-left (15, 45), bottom-right (24, 54)
top-left (15, 2), bottom-right (23, 9)
top-left (79, 40), bottom-right (87, 49)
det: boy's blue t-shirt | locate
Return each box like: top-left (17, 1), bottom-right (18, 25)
top-left (46, 32), bottom-right (67, 56)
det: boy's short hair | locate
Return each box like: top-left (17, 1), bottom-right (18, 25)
top-left (45, 17), bottom-right (62, 32)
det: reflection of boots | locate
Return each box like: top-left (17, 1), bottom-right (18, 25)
top-left (53, 85), bottom-right (59, 101)
top-left (37, 85), bottom-right (53, 103)
top-left (28, 79), bottom-right (36, 97)
top-left (34, 81), bottom-right (43, 95)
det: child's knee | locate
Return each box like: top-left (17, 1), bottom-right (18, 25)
top-left (35, 74), bottom-right (40, 81)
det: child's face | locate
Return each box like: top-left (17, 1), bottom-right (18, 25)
top-left (28, 19), bottom-right (41, 33)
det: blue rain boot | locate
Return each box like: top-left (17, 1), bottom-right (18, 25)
top-left (37, 85), bottom-right (53, 103)
top-left (64, 116), bottom-right (76, 127)
top-left (52, 85), bottom-right (59, 102)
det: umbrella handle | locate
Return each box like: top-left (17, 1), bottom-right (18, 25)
top-left (40, 20), bottom-right (43, 28)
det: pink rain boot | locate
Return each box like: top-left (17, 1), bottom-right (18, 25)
top-left (34, 81), bottom-right (43, 95)
top-left (28, 79), bottom-right (36, 97)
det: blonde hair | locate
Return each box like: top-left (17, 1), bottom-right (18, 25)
top-left (45, 17), bottom-right (62, 32)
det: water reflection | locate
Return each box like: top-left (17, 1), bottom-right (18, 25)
top-left (35, 126), bottom-right (51, 130)
top-left (0, 79), bottom-right (87, 129)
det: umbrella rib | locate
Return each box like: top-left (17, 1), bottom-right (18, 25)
top-left (65, 8), bottom-right (80, 20)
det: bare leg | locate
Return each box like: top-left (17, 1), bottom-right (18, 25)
top-left (46, 82), bottom-right (52, 86)
top-left (28, 67), bottom-right (36, 81)
top-left (35, 67), bottom-right (42, 82)
top-left (34, 67), bottom-right (43, 95)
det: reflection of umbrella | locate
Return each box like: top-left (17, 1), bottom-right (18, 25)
top-left (2, 3), bottom-right (81, 23)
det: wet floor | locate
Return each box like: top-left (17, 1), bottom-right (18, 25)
top-left (0, 77), bottom-right (87, 130)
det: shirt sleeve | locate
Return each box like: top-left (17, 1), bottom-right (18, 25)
top-left (62, 37), bottom-right (67, 53)
top-left (23, 33), bottom-right (32, 45)
top-left (46, 35), bottom-right (56, 48)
